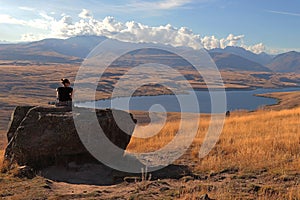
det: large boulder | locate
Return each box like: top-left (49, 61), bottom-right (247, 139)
top-left (4, 106), bottom-right (136, 169)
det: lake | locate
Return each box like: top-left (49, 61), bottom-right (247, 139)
top-left (76, 87), bottom-right (300, 113)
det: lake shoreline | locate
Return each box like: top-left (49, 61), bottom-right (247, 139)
top-left (82, 85), bottom-right (300, 103)
top-left (76, 86), bottom-right (300, 114)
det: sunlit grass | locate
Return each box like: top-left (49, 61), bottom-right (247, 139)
top-left (128, 107), bottom-right (300, 174)
top-left (0, 150), bottom-right (4, 171)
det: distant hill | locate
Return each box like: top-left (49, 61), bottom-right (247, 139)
top-left (0, 36), bottom-right (106, 64)
top-left (209, 52), bottom-right (271, 72)
top-left (209, 46), bottom-right (274, 65)
top-left (0, 35), bottom-right (299, 73)
top-left (28, 35), bottom-right (107, 58)
top-left (267, 51), bottom-right (300, 73)
top-left (103, 46), bottom-right (271, 72)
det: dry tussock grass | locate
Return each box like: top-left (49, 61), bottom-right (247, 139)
top-left (0, 150), bottom-right (5, 172)
top-left (128, 107), bottom-right (300, 174)
top-left (127, 112), bottom-right (207, 152)
top-left (258, 91), bottom-right (300, 110)
top-left (0, 150), bottom-right (3, 164)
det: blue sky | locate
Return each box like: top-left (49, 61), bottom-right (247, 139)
top-left (0, 0), bottom-right (299, 53)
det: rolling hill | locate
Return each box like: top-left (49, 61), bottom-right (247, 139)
top-left (267, 51), bottom-right (300, 73)
top-left (209, 52), bottom-right (271, 72)
top-left (0, 35), bottom-right (299, 72)
top-left (209, 46), bottom-right (274, 65)
top-left (0, 36), bottom-right (106, 64)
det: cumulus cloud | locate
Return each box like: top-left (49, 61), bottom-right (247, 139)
top-left (78, 9), bottom-right (92, 19)
top-left (225, 34), bottom-right (245, 46)
top-left (0, 9), bottom-right (266, 53)
top-left (115, 22), bottom-right (201, 49)
top-left (243, 43), bottom-right (266, 54)
top-left (208, 34), bottom-right (246, 49)
top-left (201, 35), bottom-right (220, 49)
top-left (200, 34), bottom-right (266, 53)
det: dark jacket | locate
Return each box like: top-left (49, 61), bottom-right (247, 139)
top-left (57, 87), bottom-right (73, 102)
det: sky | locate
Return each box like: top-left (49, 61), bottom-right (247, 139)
top-left (0, 0), bottom-right (299, 54)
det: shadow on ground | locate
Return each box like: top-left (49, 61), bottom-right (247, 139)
top-left (40, 162), bottom-right (192, 186)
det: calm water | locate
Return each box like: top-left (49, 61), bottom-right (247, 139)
top-left (77, 87), bottom-right (300, 113)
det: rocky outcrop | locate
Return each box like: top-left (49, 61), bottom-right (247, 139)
top-left (4, 106), bottom-right (136, 169)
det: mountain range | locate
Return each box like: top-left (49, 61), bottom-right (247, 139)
top-left (0, 36), bottom-right (299, 73)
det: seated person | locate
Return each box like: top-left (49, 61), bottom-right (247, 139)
top-left (56, 78), bottom-right (73, 106)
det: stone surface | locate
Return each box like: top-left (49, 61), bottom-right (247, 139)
top-left (4, 106), bottom-right (136, 169)
top-left (7, 106), bottom-right (35, 142)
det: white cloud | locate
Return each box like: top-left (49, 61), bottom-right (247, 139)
top-left (201, 35), bottom-right (220, 49)
top-left (78, 9), bottom-right (92, 19)
top-left (225, 34), bottom-right (245, 46)
top-left (0, 10), bottom-right (266, 53)
top-left (128, 0), bottom-right (193, 10)
top-left (39, 12), bottom-right (55, 21)
top-left (20, 33), bottom-right (49, 42)
top-left (115, 22), bottom-right (202, 49)
top-left (0, 14), bottom-right (49, 29)
top-left (266, 10), bottom-right (300, 17)
top-left (200, 34), bottom-right (267, 53)
top-left (243, 43), bottom-right (266, 54)
top-left (0, 14), bottom-right (27, 25)
top-left (18, 6), bottom-right (35, 11)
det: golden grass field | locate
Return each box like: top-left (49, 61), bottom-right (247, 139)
top-left (1, 64), bottom-right (300, 199)
top-left (257, 91), bottom-right (300, 110)
top-left (129, 108), bottom-right (300, 174)
top-left (1, 105), bottom-right (300, 199)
